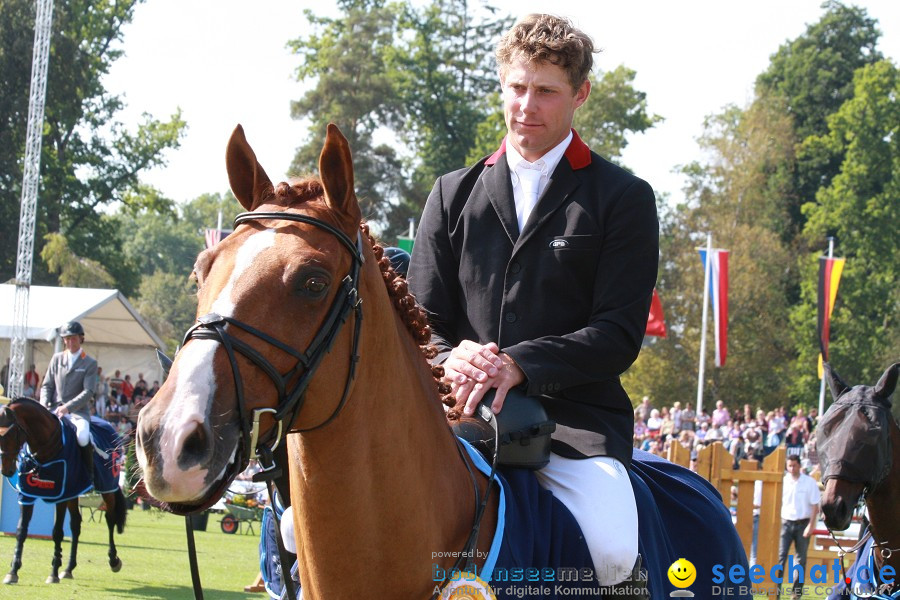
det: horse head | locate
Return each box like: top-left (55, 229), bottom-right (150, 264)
top-left (0, 398), bottom-right (61, 478)
top-left (819, 362), bottom-right (898, 530)
top-left (0, 403), bottom-right (23, 477)
top-left (135, 123), bottom-right (369, 513)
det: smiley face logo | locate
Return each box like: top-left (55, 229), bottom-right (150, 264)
top-left (667, 558), bottom-right (696, 588)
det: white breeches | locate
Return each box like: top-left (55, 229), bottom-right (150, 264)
top-left (535, 454), bottom-right (638, 586)
top-left (280, 507), bottom-right (297, 554)
top-left (65, 413), bottom-right (91, 447)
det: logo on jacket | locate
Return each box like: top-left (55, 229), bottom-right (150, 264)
top-left (25, 472), bottom-right (56, 490)
top-left (549, 239), bottom-right (569, 248)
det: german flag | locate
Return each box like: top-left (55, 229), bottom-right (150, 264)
top-left (817, 256), bottom-right (845, 376)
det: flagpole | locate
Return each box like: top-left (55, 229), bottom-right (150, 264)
top-left (697, 233), bottom-right (712, 416)
top-left (818, 237), bottom-right (834, 417)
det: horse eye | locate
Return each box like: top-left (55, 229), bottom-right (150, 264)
top-left (304, 277), bottom-right (328, 294)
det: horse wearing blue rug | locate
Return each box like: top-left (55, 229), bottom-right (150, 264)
top-left (0, 398), bottom-right (128, 584)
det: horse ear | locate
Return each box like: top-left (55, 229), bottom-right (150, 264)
top-left (226, 124), bottom-right (273, 211)
top-left (824, 363), bottom-right (850, 400)
top-left (319, 123), bottom-right (361, 229)
top-left (875, 363), bottom-right (899, 400)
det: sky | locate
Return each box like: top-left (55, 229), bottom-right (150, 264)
top-left (103, 0), bottom-right (900, 228)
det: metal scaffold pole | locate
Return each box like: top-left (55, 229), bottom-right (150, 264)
top-left (9, 0), bottom-right (55, 398)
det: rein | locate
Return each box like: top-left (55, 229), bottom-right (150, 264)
top-left (184, 211), bottom-right (365, 475)
top-left (174, 210), bottom-right (496, 599)
top-left (0, 400), bottom-right (63, 467)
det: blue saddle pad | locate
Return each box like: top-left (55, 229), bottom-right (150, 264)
top-left (13, 416), bottom-right (126, 505)
top-left (260, 447), bottom-right (749, 599)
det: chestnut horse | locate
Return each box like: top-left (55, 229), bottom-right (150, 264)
top-left (135, 124), bottom-right (746, 599)
top-left (819, 363), bottom-right (899, 596)
top-left (0, 398), bottom-right (127, 584)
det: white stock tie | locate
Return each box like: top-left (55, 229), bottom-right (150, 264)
top-left (517, 167), bottom-right (543, 232)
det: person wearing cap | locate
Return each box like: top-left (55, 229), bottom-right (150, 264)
top-left (40, 321), bottom-right (98, 484)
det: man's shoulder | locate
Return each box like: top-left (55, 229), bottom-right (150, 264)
top-left (583, 150), bottom-right (652, 190)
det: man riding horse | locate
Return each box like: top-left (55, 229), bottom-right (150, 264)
top-left (408, 14), bottom-right (657, 589)
top-left (40, 321), bottom-right (98, 486)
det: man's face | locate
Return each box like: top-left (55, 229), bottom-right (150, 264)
top-left (786, 458), bottom-right (801, 478)
top-left (500, 57), bottom-right (589, 162)
top-left (63, 335), bottom-right (81, 353)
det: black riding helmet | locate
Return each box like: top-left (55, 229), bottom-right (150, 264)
top-left (59, 321), bottom-right (85, 337)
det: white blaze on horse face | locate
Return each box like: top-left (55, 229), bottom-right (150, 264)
top-left (159, 229), bottom-right (277, 497)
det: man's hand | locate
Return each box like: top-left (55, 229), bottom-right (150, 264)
top-left (55, 405), bottom-right (68, 417)
top-left (443, 341), bottom-right (525, 417)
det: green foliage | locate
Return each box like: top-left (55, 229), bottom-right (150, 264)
top-left (0, 0), bottom-right (186, 288)
top-left (792, 59), bottom-right (900, 392)
top-left (134, 270), bottom-right (198, 354)
top-left (40, 232), bottom-right (116, 288)
top-left (574, 66), bottom-right (663, 164)
top-left (755, 0), bottom-right (882, 235)
top-left (633, 3), bottom-right (897, 414)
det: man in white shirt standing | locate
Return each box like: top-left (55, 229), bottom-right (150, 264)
top-left (778, 454), bottom-right (821, 599)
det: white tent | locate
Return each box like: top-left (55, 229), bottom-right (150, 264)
top-left (0, 285), bottom-right (166, 391)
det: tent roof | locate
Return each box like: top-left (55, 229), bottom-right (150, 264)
top-left (0, 285), bottom-right (164, 348)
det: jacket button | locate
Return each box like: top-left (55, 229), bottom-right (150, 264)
top-left (510, 262), bottom-right (521, 274)
top-left (505, 312), bottom-right (517, 323)
top-left (553, 383), bottom-right (561, 391)
top-left (539, 384), bottom-right (546, 393)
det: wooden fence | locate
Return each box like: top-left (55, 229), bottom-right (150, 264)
top-left (666, 441), bottom-right (854, 591)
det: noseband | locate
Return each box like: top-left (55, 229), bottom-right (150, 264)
top-left (183, 211), bottom-right (364, 473)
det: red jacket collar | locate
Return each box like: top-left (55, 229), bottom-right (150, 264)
top-left (484, 129), bottom-right (591, 170)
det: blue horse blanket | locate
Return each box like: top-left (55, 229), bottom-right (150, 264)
top-left (262, 445), bottom-right (749, 599)
top-left (827, 533), bottom-right (900, 600)
top-left (11, 416), bottom-right (125, 505)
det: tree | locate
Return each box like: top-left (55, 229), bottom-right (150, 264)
top-left (574, 66), bottom-right (663, 164)
top-left (0, 0), bottom-right (186, 289)
top-left (625, 92), bottom-right (798, 411)
top-left (40, 232), bottom-right (116, 288)
top-left (287, 0), bottom-right (409, 231)
top-left (792, 59), bottom-right (900, 393)
top-left (133, 271), bottom-right (199, 354)
top-left (755, 0), bottom-right (882, 237)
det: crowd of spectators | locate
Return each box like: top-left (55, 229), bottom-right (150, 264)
top-left (634, 395), bottom-right (820, 473)
top-left (93, 368), bottom-right (160, 439)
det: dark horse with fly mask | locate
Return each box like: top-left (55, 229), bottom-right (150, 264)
top-left (0, 397), bottom-right (127, 585)
top-left (819, 363), bottom-right (900, 600)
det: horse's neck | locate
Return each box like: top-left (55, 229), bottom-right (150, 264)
top-left (868, 419), bottom-right (900, 572)
top-left (19, 402), bottom-right (61, 461)
top-left (289, 276), bottom-right (496, 598)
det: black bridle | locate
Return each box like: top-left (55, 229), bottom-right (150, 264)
top-left (183, 211), bottom-right (365, 477)
top-left (176, 209), bottom-right (494, 599)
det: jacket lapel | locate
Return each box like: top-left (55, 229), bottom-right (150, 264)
top-left (481, 155), bottom-right (519, 244)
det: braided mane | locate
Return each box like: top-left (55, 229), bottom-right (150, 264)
top-left (273, 178), bottom-right (455, 414)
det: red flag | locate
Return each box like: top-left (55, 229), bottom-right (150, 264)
top-left (646, 289), bottom-right (667, 338)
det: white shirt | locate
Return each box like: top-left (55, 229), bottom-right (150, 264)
top-left (781, 472), bottom-right (821, 521)
top-left (506, 131), bottom-right (572, 232)
top-left (66, 349), bottom-right (82, 368)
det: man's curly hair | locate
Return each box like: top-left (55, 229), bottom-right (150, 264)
top-left (496, 14), bottom-right (597, 90)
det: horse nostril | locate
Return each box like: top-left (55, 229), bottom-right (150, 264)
top-left (180, 423), bottom-right (209, 463)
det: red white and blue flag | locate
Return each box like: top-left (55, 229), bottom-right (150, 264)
top-left (698, 248), bottom-right (729, 366)
top-left (204, 229), bottom-right (232, 249)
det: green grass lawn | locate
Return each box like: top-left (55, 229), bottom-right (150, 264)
top-left (0, 505), bottom-right (266, 599)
